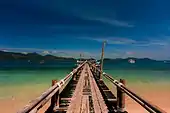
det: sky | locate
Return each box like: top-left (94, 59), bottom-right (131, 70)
top-left (0, 0), bottom-right (170, 59)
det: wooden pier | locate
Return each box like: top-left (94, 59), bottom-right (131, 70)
top-left (17, 61), bottom-right (167, 113)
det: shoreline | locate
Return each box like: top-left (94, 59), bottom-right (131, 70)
top-left (0, 82), bottom-right (170, 113)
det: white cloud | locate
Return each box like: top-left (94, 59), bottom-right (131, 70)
top-left (88, 17), bottom-right (134, 28)
top-left (148, 40), bottom-right (168, 46)
top-left (103, 48), bottom-right (170, 60)
top-left (42, 51), bottom-right (50, 55)
top-left (2, 50), bottom-right (8, 52)
top-left (52, 50), bottom-right (57, 53)
top-left (126, 51), bottom-right (135, 55)
top-left (86, 37), bottom-right (169, 47)
top-left (97, 18), bottom-right (134, 27)
top-left (22, 52), bottom-right (27, 54)
top-left (90, 37), bottom-right (136, 45)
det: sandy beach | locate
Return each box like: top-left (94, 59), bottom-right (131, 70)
top-left (126, 83), bottom-right (170, 113)
top-left (0, 82), bottom-right (170, 113)
top-left (0, 84), bottom-right (50, 113)
top-left (107, 81), bottom-right (170, 113)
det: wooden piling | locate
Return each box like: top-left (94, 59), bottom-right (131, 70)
top-left (100, 41), bottom-right (106, 80)
top-left (45, 80), bottom-right (58, 113)
top-left (73, 72), bottom-right (77, 81)
top-left (51, 80), bottom-right (58, 107)
top-left (117, 79), bottom-right (126, 113)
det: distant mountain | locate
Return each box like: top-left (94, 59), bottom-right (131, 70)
top-left (103, 57), bottom-right (157, 62)
top-left (0, 51), bottom-right (75, 61)
top-left (0, 51), bottom-right (76, 68)
top-left (0, 51), bottom-right (170, 70)
top-left (103, 58), bottom-right (170, 70)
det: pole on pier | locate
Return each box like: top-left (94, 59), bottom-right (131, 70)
top-left (94, 64), bottom-right (97, 74)
top-left (46, 80), bottom-right (59, 113)
top-left (73, 71), bottom-right (77, 81)
top-left (117, 79), bottom-right (126, 113)
top-left (80, 54), bottom-right (82, 61)
top-left (51, 80), bottom-right (59, 107)
top-left (100, 41), bottom-right (106, 80)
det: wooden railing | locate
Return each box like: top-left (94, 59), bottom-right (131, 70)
top-left (17, 61), bottom-right (87, 113)
top-left (89, 62), bottom-right (167, 113)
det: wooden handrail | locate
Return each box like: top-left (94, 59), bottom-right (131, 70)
top-left (103, 74), bottom-right (164, 113)
top-left (17, 61), bottom-right (87, 113)
top-left (89, 62), bottom-right (167, 113)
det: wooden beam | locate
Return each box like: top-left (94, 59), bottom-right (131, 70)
top-left (81, 95), bottom-right (90, 113)
top-left (51, 80), bottom-right (58, 107)
top-left (117, 79), bottom-right (125, 113)
top-left (88, 64), bottom-right (108, 113)
top-left (67, 65), bottom-right (86, 113)
top-left (100, 41), bottom-right (106, 80)
top-left (60, 98), bottom-right (72, 101)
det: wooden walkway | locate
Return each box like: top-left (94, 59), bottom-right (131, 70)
top-left (67, 64), bottom-right (108, 113)
top-left (87, 64), bottom-right (108, 113)
top-left (18, 61), bottom-right (167, 113)
top-left (67, 64), bottom-right (89, 113)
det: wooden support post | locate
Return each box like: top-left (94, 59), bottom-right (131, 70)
top-left (94, 66), bottom-right (96, 74)
top-left (100, 41), bottom-right (106, 80)
top-left (117, 79), bottom-right (126, 113)
top-left (93, 65), bottom-right (97, 75)
top-left (51, 80), bottom-right (59, 107)
top-left (56, 87), bottom-right (60, 107)
top-left (73, 72), bottom-right (76, 81)
top-left (46, 80), bottom-right (58, 113)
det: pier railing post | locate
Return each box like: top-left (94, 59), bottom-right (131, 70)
top-left (117, 79), bottom-right (126, 113)
top-left (73, 72), bottom-right (77, 81)
top-left (94, 66), bottom-right (96, 74)
top-left (51, 80), bottom-right (59, 107)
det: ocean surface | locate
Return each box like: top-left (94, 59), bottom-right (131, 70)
top-left (0, 62), bottom-right (170, 98)
top-left (0, 61), bottom-right (170, 112)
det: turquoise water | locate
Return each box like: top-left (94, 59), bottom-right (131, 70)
top-left (0, 69), bottom-right (70, 86)
top-left (104, 69), bottom-right (170, 83)
top-left (0, 68), bottom-right (170, 86)
top-left (0, 69), bottom-right (71, 99)
top-left (0, 63), bottom-right (170, 113)
top-left (0, 67), bottom-right (170, 99)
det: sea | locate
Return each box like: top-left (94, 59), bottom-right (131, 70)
top-left (0, 60), bottom-right (170, 112)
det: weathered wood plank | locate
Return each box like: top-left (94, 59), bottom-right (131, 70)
top-left (67, 64), bottom-right (86, 113)
top-left (81, 95), bottom-right (89, 113)
top-left (67, 63), bottom-right (108, 113)
top-left (60, 98), bottom-right (72, 101)
top-left (53, 106), bottom-right (68, 112)
top-left (88, 64), bottom-right (108, 113)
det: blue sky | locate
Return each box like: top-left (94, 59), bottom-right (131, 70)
top-left (0, 0), bottom-right (170, 59)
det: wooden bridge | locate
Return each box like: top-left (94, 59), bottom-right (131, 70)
top-left (17, 60), bottom-right (167, 113)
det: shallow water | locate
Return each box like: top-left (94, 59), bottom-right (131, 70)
top-left (105, 69), bottom-right (170, 84)
top-left (0, 68), bottom-right (170, 98)
top-left (0, 67), bottom-right (170, 112)
top-left (0, 69), bottom-right (70, 99)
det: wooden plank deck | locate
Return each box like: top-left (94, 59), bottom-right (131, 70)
top-left (67, 64), bottom-right (108, 113)
top-left (87, 64), bottom-right (108, 113)
top-left (81, 95), bottom-right (90, 113)
top-left (67, 64), bottom-right (87, 113)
